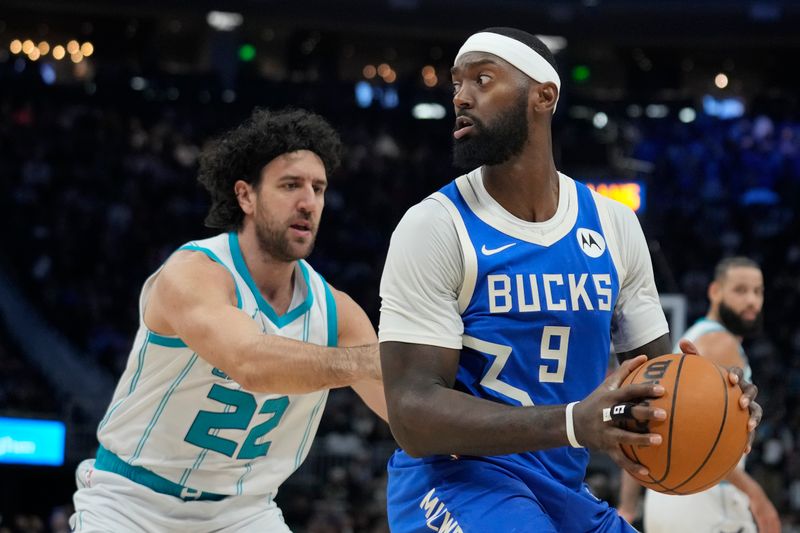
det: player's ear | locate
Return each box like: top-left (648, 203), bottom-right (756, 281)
top-left (235, 180), bottom-right (256, 215)
top-left (708, 280), bottom-right (721, 303)
top-left (532, 81), bottom-right (558, 114)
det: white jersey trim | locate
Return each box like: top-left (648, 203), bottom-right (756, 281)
top-left (455, 169), bottom-right (578, 246)
top-left (430, 191), bottom-right (477, 314)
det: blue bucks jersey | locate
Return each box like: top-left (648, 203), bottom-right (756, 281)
top-left (439, 174), bottom-right (619, 489)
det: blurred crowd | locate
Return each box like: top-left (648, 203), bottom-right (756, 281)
top-left (1, 76), bottom-right (799, 531)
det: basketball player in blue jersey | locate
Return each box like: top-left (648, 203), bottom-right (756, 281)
top-left (619, 257), bottom-right (780, 533)
top-left (71, 108), bottom-right (386, 532)
top-left (378, 27), bottom-right (762, 532)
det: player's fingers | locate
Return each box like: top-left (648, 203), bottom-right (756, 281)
top-left (609, 448), bottom-right (649, 477)
top-left (609, 426), bottom-right (662, 447)
top-left (678, 339), bottom-right (699, 355)
top-left (606, 355), bottom-right (648, 390)
top-left (739, 381), bottom-right (758, 410)
top-left (747, 400), bottom-right (762, 432)
top-left (630, 404), bottom-right (667, 423)
top-left (614, 382), bottom-right (665, 402)
top-left (727, 366), bottom-right (743, 386)
top-left (606, 402), bottom-right (666, 424)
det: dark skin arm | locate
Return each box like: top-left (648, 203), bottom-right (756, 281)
top-left (381, 341), bottom-right (664, 473)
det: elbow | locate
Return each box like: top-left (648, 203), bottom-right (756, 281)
top-left (386, 392), bottom-right (437, 458)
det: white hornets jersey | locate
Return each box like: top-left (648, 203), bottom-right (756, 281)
top-left (95, 232), bottom-right (337, 500)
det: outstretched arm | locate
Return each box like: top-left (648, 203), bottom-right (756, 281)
top-left (145, 251), bottom-right (381, 394)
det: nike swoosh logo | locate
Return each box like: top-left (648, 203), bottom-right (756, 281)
top-left (481, 243), bottom-right (517, 256)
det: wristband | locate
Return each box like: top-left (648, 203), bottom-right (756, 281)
top-left (566, 401), bottom-right (584, 448)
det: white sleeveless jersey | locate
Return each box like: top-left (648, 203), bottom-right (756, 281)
top-left (95, 232), bottom-right (337, 498)
top-left (674, 318), bottom-right (752, 382)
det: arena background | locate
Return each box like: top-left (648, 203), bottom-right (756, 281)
top-left (1, 1), bottom-right (799, 531)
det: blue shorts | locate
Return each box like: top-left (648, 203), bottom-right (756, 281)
top-left (387, 451), bottom-right (636, 533)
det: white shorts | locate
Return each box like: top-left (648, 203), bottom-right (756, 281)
top-left (643, 483), bottom-right (755, 533)
top-left (70, 459), bottom-right (292, 532)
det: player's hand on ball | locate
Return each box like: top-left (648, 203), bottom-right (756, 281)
top-left (572, 355), bottom-right (666, 476)
top-left (678, 339), bottom-right (762, 453)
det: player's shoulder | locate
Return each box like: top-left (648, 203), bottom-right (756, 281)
top-left (397, 195), bottom-right (454, 230)
top-left (156, 249), bottom-right (234, 295)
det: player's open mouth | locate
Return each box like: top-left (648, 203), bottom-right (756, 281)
top-left (290, 222), bottom-right (312, 236)
top-left (453, 116), bottom-right (475, 139)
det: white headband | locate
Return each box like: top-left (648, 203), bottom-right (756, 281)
top-left (455, 32), bottom-right (561, 110)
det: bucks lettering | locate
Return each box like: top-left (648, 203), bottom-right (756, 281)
top-left (487, 273), bottom-right (613, 313)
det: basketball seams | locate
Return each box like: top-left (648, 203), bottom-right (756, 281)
top-left (620, 355), bottom-right (678, 492)
top-left (664, 362), bottom-right (730, 493)
top-left (650, 354), bottom-right (685, 484)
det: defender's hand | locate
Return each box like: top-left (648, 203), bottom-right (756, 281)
top-left (573, 355), bottom-right (666, 476)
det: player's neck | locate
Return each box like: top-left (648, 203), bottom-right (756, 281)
top-left (237, 228), bottom-right (297, 314)
top-left (482, 139), bottom-right (559, 223)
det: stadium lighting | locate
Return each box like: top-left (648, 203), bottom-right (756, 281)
top-left (645, 104), bottom-right (669, 119)
top-left (678, 107), bottom-right (696, 123)
top-left (207, 11), bottom-right (244, 31)
top-left (52, 45), bottom-right (66, 60)
top-left (592, 112), bottom-right (608, 129)
top-left (412, 103), bottom-right (446, 120)
top-left (238, 44), bottom-right (256, 62)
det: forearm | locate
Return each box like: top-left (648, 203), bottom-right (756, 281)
top-left (390, 383), bottom-right (569, 457)
top-left (237, 336), bottom-right (379, 394)
top-left (618, 470), bottom-right (643, 513)
top-left (726, 468), bottom-right (764, 500)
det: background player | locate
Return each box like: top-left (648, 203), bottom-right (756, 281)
top-left (71, 108), bottom-right (386, 532)
top-left (378, 27), bottom-right (761, 532)
top-left (619, 257), bottom-right (779, 533)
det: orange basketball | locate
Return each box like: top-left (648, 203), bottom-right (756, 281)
top-left (619, 353), bottom-right (749, 495)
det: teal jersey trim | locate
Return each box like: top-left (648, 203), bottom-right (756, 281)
top-left (131, 353), bottom-right (199, 462)
top-left (97, 397), bottom-right (125, 431)
top-left (228, 232), bottom-right (314, 327)
top-left (147, 331), bottom-right (187, 348)
top-left (128, 337), bottom-right (149, 394)
top-left (95, 445), bottom-right (227, 501)
top-left (179, 244), bottom-right (243, 309)
top-left (320, 275), bottom-right (338, 347)
top-left (295, 392), bottom-right (327, 469)
top-left (236, 462), bottom-right (253, 496)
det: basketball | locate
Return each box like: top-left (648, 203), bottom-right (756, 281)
top-left (619, 354), bottom-right (749, 495)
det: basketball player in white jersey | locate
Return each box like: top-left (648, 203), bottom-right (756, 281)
top-left (70, 108), bottom-right (387, 532)
top-left (619, 257), bottom-right (780, 533)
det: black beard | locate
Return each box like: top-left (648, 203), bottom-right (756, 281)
top-left (254, 218), bottom-right (315, 262)
top-left (452, 91), bottom-right (529, 169)
top-left (718, 300), bottom-right (763, 338)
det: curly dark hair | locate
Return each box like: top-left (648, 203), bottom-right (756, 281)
top-left (197, 107), bottom-right (343, 230)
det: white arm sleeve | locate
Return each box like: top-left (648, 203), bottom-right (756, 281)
top-left (604, 199), bottom-right (670, 353)
top-left (378, 198), bottom-right (464, 349)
